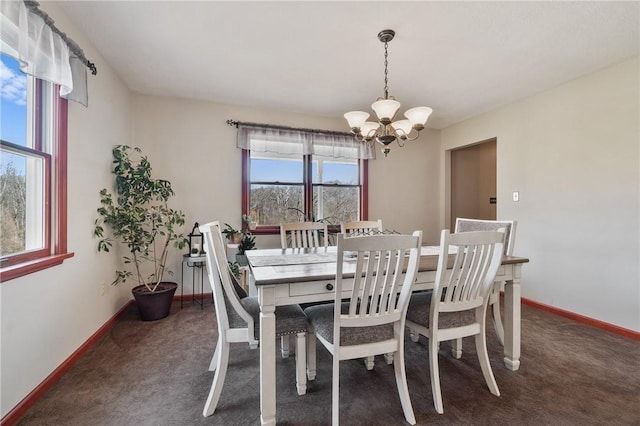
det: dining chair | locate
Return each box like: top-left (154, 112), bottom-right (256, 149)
top-left (340, 219), bottom-right (383, 236)
top-left (199, 221), bottom-right (310, 417)
top-left (280, 221), bottom-right (329, 249)
top-left (279, 221), bottom-right (329, 357)
top-left (453, 218), bottom-right (516, 350)
top-left (405, 229), bottom-right (505, 414)
top-left (304, 231), bottom-right (423, 425)
top-left (341, 219), bottom-right (386, 369)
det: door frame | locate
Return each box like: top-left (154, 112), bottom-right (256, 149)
top-left (444, 137), bottom-right (497, 229)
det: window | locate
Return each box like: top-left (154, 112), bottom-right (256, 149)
top-left (0, 53), bottom-right (72, 281)
top-left (238, 125), bottom-right (371, 233)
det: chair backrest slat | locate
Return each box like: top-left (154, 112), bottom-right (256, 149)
top-left (436, 230), bottom-right (504, 315)
top-left (280, 222), bottom-right (328, 248)
top-left (336, 232), bottom-right (422, 332)
top-left (369, 250), bottom-right (388, 314)
top-left (341, 219), bottom-right (383, 237)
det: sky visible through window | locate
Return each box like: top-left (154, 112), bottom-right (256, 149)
top-left (252, 158), bottom-right (358, 184)
top-left (1, 54), bottom-right (28, 175)
top-left (1, 54), bottom-right (27, 144)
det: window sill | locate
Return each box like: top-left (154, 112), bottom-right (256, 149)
top-left (250, 226), bottom-right (280, 235)
top-left (0, 252), bottom-right (75, 282)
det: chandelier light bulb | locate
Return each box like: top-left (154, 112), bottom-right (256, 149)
top-left (360, 122), bottom-right (380, 140)
top-left (344, 111), bottom-right (370, 131)
top-left (404, 107), bottom-right (433, 129)
top-left (391, 119), bottom-right (413, 138)
top-left (371, 99), bottom-right (401, 124)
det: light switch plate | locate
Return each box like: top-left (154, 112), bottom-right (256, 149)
top-left (512, 191), bottom-right (519, 202)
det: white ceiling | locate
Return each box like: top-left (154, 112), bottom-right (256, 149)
top-left (56, 1), bottom-right (639, 129)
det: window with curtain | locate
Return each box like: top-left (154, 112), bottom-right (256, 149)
top-left (237, 124), bottom-right (373, 233)
top-left (1, 0), bottom-right (95, 280)
top-left (0, 33), bottom-right (75, 280)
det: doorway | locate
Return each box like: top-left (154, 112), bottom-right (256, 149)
top-left (450, 138), bottom-right (497, 226)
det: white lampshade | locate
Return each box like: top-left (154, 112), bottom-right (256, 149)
top-left (371, 99), bottom-right (401, 122)
top-left (344, 111), bottom-right (370, 129)
top-left (404, 107), bottom-right (433, 126)
top-left (360, 121), bottom-right (380, 138)
top-left (391, 119), bottom-right (413, 136)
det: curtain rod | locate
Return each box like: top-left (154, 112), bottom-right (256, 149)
top-left (24, 1), bottom-right (97, 75)
top-left (226, 119), bottom-right (353, 137)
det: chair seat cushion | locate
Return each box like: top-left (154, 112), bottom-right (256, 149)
top-left (406, 291), bottom-right (475, 329)
top-left (238, 297), bottom-right (309, 339)
top-left (304, 302), bottom-right (394, 346)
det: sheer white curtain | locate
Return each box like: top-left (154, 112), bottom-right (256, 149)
top-left (0, 0), bottom-right (88, 106)
top-left (236, 125), bottom-right (375, 160)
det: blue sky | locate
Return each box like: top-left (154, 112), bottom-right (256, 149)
top-left (1, 54), bottom-right (27, 145)
top-left (1, 54), bottom-right (27, 176)
top-left (252, 158), bottom-right (358, 184)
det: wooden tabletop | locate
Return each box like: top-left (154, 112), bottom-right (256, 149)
top-left (246, 246), bottom-right (529, 286)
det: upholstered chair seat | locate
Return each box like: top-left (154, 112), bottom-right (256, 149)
top-left (237, 297), bottom-right (309, 339)
top-left (305, 302), bottom-right (394, 346)
top-left (406, 292), bottom-right (475, 330)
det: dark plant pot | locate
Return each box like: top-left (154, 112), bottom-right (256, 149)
top-left (236, 254), bottom-right (248, 266)
top-left (132, 282), bottom-right (177, 321)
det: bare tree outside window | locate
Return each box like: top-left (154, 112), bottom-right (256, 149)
top-left (0, 161), bottom-right (27, 255)
top-left (250, 185), bottom-right (304, 225)
top-left (248, 153), bottom-right (362, 227)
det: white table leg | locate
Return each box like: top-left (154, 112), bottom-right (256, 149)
top-left (259, 285), bottom-right (277, 426)
top-left (503, 267), bottom-right (521, 371)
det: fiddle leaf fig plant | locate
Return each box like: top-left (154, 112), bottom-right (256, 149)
top-left (94, 145), bottom-right (187, 292)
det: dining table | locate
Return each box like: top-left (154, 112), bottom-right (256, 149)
top-left (245, 245), bottom-right (529, 426)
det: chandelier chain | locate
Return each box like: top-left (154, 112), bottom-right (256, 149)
top-left (383, 41), bottom-right (389, 99)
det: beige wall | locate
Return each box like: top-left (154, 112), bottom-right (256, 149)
top-left (0, 3), bottom-right (133, 417)
top-left (440, 57), bottom-right (640, 331)
top-left (368, 128), bottom-right (441, 244)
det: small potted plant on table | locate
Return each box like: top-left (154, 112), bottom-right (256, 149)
top-left (236, 230), bottom-right (256, 266)
top-left (94, 145), bottom-right (187, 321)
top-left (222, 223), bottom-right (243, 244)
top-left (221, 218), bottom-right (256, 266)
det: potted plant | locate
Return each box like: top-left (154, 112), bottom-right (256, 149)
top-left (222, 223), bottom-right (243, 244)
top-left (94, 145), bottom-right (187, 321)
top-left (236, 231), bottom-right (256, 266)
top-left (234, 214), bottom-right (257, 265)
top-left (242, 213), bottom-right (259, 230)
top-left (228, 260), bottom-right (241, 280)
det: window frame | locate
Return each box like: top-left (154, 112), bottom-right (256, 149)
top-left (241, 149), bottom-right (368, 235)
top-left (0, 77), bottom-right (73, 282)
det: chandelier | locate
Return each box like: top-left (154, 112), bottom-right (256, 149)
top-left (344, 29), bottom-right (433, 157)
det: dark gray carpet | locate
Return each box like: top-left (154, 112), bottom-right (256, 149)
top-left (16, 300), bottom-right (640, 425)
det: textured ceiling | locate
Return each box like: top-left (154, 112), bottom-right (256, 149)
top-left (56, 1), bottom-right (639, 129)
